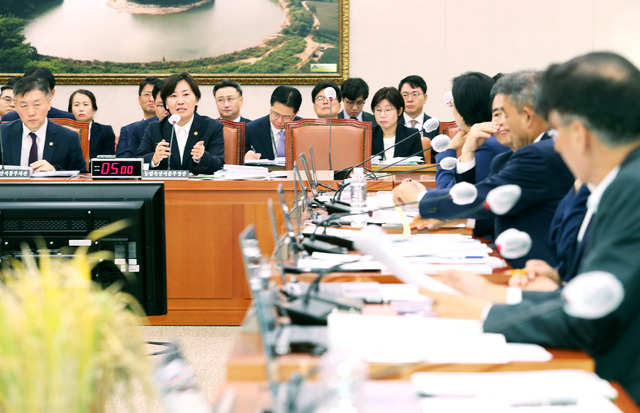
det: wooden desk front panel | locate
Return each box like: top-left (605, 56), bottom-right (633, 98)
top-left (149, 180), bottom-right (296, 326)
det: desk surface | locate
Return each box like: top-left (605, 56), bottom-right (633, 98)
top-left (226, 301), bottom-right (594, 382)
top-left (213, 380), bottom-right (639, 413)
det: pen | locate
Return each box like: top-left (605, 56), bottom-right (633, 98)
top-left (250, 144), bottom-right (256, 152)
top-left (510, 398), bottom-right (577, 407)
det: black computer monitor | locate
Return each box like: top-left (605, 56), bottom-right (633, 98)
top-left (0, 182), bottom-right (167, 316)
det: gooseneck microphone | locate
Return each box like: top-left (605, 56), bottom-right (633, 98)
top-left (328, 133), bottom-right (453, 211)
top-left (167, 114), bottom-right (180, 171)
top-left (368, 134), bottom-right (451, 177)
top-left (335, 127), bottom-right (443, 179)
top-left (325, 87), bottom-right (337, 171)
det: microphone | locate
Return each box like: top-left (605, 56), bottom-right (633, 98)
top-left (494, 228), bottom-right (532, 259)
top-left (167, 114), bottom-right (180, 171)
top-left (439, 156), bottom-right (457, 171)
top-left (484, 184), bottom-right (521, 215)
top-left (422, 117), bottom-right (440, 134)
top-left (325, 87), bottom-right (337, 171)
top-left (443, 91), bottom-right (453, 105)
top-left (327, 158), bottom-right (458, 215)
top-left (562, 271), bottom-right (624, 319)
top-left (284, 259), bottom-right (364, 326)
top-left (369, 134), bottom-right (451, 176)
top-left (334, 126), bottom-right (435, 179)
top-left (420, 184), bottom-right (523, 231)
top-left (449, 181), bottom-right (478, 205)
top-left (318, 181), bottom-right (477, 228)
top-left (483, 270), bottom-right (624, 333)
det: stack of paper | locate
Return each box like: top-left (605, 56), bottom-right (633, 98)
top-left (210, 164), bottom-right (270, 180)
top-left (327, 313), bottom-right (552, 364)
top-left (412, 370), bottom-right (620, 412)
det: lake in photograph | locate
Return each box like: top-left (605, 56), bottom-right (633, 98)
top-left (22, 0), bottom-right (285, 62)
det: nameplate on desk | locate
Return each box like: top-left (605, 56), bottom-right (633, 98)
top-left (141, 170), bottom-right (189, 180)
top-left (0, 167), bottom-right (32, 179)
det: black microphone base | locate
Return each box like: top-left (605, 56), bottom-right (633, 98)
top-left (301, 238), bottom-right (348, 254)
top-left (333, 170), bottom-right (350, 180)
top-left (304, 233), bottom-right (355, 250)
top-left (285, 292), bottom-right (363, 325)
top-left (324, 201), bottom-right (351, 215)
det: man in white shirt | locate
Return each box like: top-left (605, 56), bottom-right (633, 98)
top-left (338, 77), bottom-right (376, 125)
top-left (418, 51), bottom-right (640, 406)
top-left (244, 86), bottom-right (302, 161)
top-left (213, 80), bottom-right (251, 123)
top-left (397, 75), bottom-right (439, 161)
top-left (0, 76), bottom-right (86, 172)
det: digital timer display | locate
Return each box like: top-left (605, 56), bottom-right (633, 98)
top-left (91, 159), bottom-right (143, 179)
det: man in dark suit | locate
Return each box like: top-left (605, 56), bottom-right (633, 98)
top-left (121, 82), bottom-right (169, 158)
top-left (0, 80), bottom-right (17, 117)
top-left (1, 67), bottom-right (74, 123)
top-left (311, 81), bottom-right (342, 119)
top-left (419, 52), bottom-right (640, 405)
top-left (0, 76), bottom-right (86, 172)
top-left (244, 86), bottom-right (302, 161)
top-left (116, 77), bottom-right (161, 157)
top-left (397, 75), bottom-right (438, 161)
top-left (338, 77), bottom-right (376, 126)
top-left (393, 71), bottom-right (574, 268)
top-left (213, 80), bottom-right (251, 123)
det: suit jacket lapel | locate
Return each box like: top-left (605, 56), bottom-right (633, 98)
top-left (42, 120), bottom-right (57, 160)
top-left (182, 114), bottom-right (203, 167)
top-left (6, 122), bottom-right (23, 165)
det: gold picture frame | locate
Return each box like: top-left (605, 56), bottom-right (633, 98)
top-left (0, 0), bottom-right (349, 86)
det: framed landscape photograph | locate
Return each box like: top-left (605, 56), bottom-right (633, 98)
top-left (0, 0), bottom-right (349, 85)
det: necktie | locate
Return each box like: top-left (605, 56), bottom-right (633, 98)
top-left (28, 132), bottom-right (38, 165)
top-left (276, 130), bottom-right (285, 157)
top-left (409, 119), bottom-right (418, 129)
top-left (351, 116), bottom-right (358, 120)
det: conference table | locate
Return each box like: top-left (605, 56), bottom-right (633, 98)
top-left (147, 172), bottom-right (435, 326)
top-left (4, 171), bottom-right (435, 326)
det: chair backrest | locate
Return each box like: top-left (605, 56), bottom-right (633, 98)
top-left (420, 136), bottom-right (432, 162)
top-left (218, 119), bottom-right (245, 165)
top-left (439, 120), bottom-right (459, 139)
top-left (50, 118), bottom-right (90, 169)
top-left (284, 118), bottom-right (372, 171)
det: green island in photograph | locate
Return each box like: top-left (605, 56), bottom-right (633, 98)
top-left (0, 0), bottom-right (340, 77)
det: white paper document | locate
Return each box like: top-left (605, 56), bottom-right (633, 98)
top-left (327, 313), bottom-right (552, 364)
top-left (411, 370), bottom-right (618, 399)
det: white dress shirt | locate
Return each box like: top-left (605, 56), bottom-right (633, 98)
top-left (21, 121), bottom-right (48, 166)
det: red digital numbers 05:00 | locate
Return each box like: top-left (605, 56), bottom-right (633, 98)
top-left (100, 162), bottom-right (134, 175)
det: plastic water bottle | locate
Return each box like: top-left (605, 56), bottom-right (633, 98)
top-left (349, 167), bottom-right (368, 227)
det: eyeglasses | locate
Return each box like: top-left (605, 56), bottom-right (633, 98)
top-left (216, 96), bottom-right (239, 103)
top-left (314, 95), bottom-right (330, 103)
top-left (374, 108), bottom-right (397, 115)
top-left (344, 99), bottom-right (365, 107)
top-left (401, 92), bottom-right (424, 99)
top-left (270, 110), bottom-right (294, 122)
top-left (141, 92), bottom-right (153, 98)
